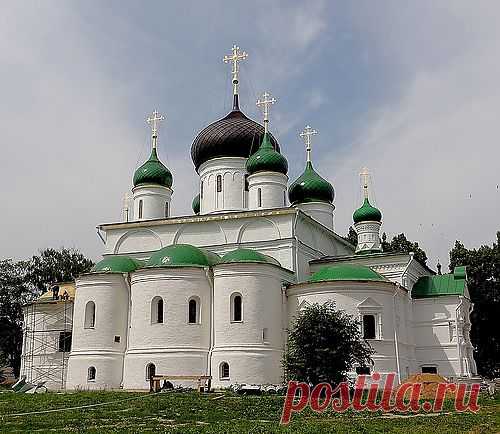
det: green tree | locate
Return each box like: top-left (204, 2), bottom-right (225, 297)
top-left (284, 302), bottom-right (373, 385)
top-left (382, 232), bottom-right (428, 264)
top-left (0, 260), bottom-right (33, 376)
top-left (449, 233), bottom-right (500, 378)
top-left (343, 226), bottom-right (358, 247)
top-left (25, 248), bottom-right (93, 293)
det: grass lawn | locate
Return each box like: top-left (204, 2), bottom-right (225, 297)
top-left (0, 389), bottom-right (498, 433)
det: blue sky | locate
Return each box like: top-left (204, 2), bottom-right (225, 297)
top-left (1, 1), bottom-right (499, 268)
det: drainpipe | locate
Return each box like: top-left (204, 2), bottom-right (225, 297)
top-left (292, 211), bottom-right (299, 281)
top-left (122, 273), bottom-right (132, 389)
top-left (205, 267), bottom-right (215, 389)
top-left (393, 285), bottom-right (402, 384)
top-left (456, 296), bottom-right (464, 377)
top-left (96, 226), bottom-right (105, 244)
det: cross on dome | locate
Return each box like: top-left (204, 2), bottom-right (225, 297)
top-left (223, 44), bottom-right (248, 96)
top-left (360, 167), bottom-right (370, 198)
top-left (256, 91), bottom-right (276, 133)
top-left (146, 110), bottom-right (165, 150)
top-left (300, 125), bottom-right (317, 162)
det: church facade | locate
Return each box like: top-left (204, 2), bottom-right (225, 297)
top-left (27, 46), bottom-right (478, 390)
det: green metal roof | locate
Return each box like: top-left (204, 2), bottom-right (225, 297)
top-left (220, 248), bottom-right (281, 266)
top-left (288, 161), bottom-right (334, 205)
top-left (146, 244), bottom-right (220, 268)
top-left (192, 193), bottom-right (200, 215)
top-left (353, 198), bottom-right (382, 224)
top-left (133, 148), bottom-right (173, 188)
top-left (246, 132), bottom-right (288, 175)
top-left (309, 264), bottom-right (387, 283)
top-left (91, 256), bottom-right (143, 273)
top-left (412, 267), bottom-right (467, 299)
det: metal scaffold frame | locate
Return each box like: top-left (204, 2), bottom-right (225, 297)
top-left (21, 297), bottom-right (73, 389)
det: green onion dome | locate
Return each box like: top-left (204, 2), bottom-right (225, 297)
top-left (133, 148), bottom-right (173, 188)
top-left (220, 248), bottom-right (281, 266)
top-left (246, 133), bottom-right (288, 175)
top-left (145, 244), bottom-right (220, 268)
top-left (309, 264), bottom-right (387, 283)
top-left (192, 193), bottom-right (200, 215)
top-left (91, 256), bottom-right (144, 273)
top-left (353, 198), bottom-right (382, 224)
top-left (288, 161), bottom-right (334, 205)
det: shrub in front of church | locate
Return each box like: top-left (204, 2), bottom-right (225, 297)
top-left (283, 301), bottom-right (374, 386)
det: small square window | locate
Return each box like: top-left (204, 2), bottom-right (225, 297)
top-left (114, 336), bottom-right (120, 343)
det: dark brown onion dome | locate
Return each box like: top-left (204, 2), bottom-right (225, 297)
top-left (191, 96), bottom-right (280, 172)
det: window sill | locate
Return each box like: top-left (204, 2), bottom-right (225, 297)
top-left (230, 320), bottom-right (243, 324)
top-left (84, 327), bottom-right (95, 330)
top-left (188, 322), bottom-right (201, 325)
top-left (220, 377), bottom-right (230, 381)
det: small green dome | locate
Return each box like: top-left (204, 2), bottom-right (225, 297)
top-left (221, 248), bottom-right (281, 266)
top-left (91, 256), bottom-right (143, 273)
top-left (288, 161), bottom-right (334, 205)
top-left (146, 244), bottom-right (220, 268)
top-left (309, 264), bottom-right (387, 283)
top-left (246, 133), bottom-right (288, 175)
top-left (353, 198), bottom-right (382, 224)
top-left (192, 193), bottom-right (200, 215)
top-left (133, 148), bottom-right (173, 188)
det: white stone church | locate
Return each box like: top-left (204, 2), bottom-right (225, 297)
top-left (22, 46), bottom-right (477, 391)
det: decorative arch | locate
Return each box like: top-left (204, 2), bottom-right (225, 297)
top-left (174, 222), bottom-right (227, 245)
top-left (237, 218), bottom-right (281, 243)
top-left (114, 229), bottom-right (162, 254)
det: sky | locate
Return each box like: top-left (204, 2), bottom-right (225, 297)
top-left (0, 1), bottom-right (499, 269)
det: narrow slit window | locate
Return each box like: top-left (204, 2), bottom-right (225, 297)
top-left (216, 175), bottom-right (222, 193)
top-left (138, 200), bottom-right (143, 219)
top-left (232, 294), bottom-right (242, 322)
top-left (87, 366), bottom-right (96, 381)
top-left (164, 202), bottom-right (169, 218)
top-left (188, 298), bottom-right (198, 324)
top-left (362, 314), bottom-right (376, 339)
top-left (84, 301), bottom-right (95, 329)
top-left (257, 188), bottom-right (262, 207)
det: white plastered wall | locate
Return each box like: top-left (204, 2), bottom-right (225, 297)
top-left (132, 184), bottom-right (172, 221)
top-left (247, 171), bottom-right (287, 210)
top-left (66, 273), bottom-right (129, 390)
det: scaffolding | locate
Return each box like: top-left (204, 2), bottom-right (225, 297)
top-left (20, 295), bottom-right (74, 390)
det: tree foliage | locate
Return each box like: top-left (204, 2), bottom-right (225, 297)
top-left (343, 226), bottom-right (358, 247)
top-left (0, 260), bottom-right (32, 374)
top-left (449, 232), bottom-right (500, 379)
top-left (381, 232), bottom-right (428, 264)
top-left (0, 248), bottom-right (93, 376)
top-left (283, 302), bottom-right (373, 385)
top-left (25, 248), bottom-right (93, 293)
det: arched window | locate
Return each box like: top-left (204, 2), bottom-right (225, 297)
top-left (257, 188), bottom-right (262, 207)
top-left (164, 202), bottom-right (169, 218)
top-left (216, 175), bottom-right (222, 193)
top-left (363, 314), bottom-right (376, 339)
top-left (87, 366), bottom-right (96, 381)
top-left (151, 297), bottom-right (164, 324)
top-left (244, 174), bottom-right (249, 191)
top-left (138, 199), bottom-right (143, 219)
top-left (188, 297), bottom-right (200, 324)
top-left (84, 301), bottom-right (95, 329)
top-left (146, 363), bottom-right (156, 380)
top-left (219, 362), bottom-right (230, 380)
top-left (230, 293), bottom-right (242, 322)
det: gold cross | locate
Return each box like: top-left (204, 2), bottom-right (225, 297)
top-left (256, 91), bottom-right (277, 133)
top-left (300, 125), bottom-right (317, 162)
top-left (147, 110), bottom-right (165, 137)
top-left (223, 45), bottom-right (248, 94)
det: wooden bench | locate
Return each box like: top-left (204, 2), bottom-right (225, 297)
top-left (150, 375), bottom-right (212, 393)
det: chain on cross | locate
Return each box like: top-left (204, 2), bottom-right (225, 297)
top-left (300, 125), bottom-right (318, 162)
top-left (223, 45), bottom-right (248, 94)
top-left (256, 91), bottom-right (277, 133)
